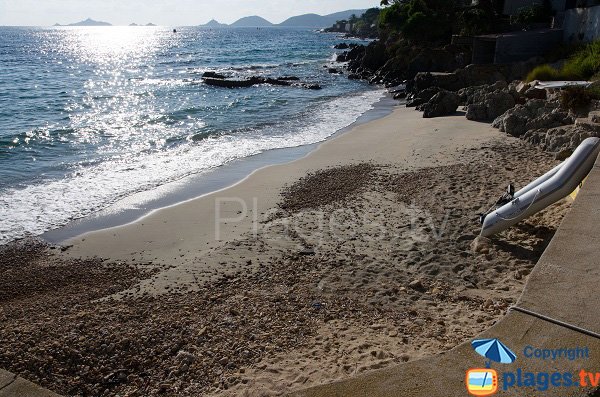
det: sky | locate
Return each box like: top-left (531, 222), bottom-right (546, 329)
top-left (0, 0), bottom-right (382, 26)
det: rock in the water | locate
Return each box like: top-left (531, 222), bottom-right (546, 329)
top-left (203, 76), bottom-right (320, 90)
top-left (203, 77), bottom-right (261, 88)
top-left (417, 90), bottom-right (459, 118)
top-left (334, 43), bottom-right (349, 49)
top-left (202, 71), bottom-right (226, 79)
top-left (328, 68), bottom-right (342, 74)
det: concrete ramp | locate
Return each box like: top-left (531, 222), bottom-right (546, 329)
top-left (0, 369), bottom-right (60, 397)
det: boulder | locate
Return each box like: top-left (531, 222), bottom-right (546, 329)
top-left (417, 90), bottom-right (459, 118)
top-left (465, 104), bottom-right (488, 121)
top-left (524, 87), bottom-right (547, 100)
top-left (278, 76), bottom-right (300, 81)
top-left (492, 99), bottom-right (574, 137)
top-left (406, 87), bottom-right (441, 107)
top-left (464, 89), bottom-right (515, 122)
top-left (522, 123), bottom-right (600, 154)
top-left (203, 76), bottom-right (321, 90)
top-left (485, 91), bottom-right (516, 120)
top-left (334, 43), bottom-right (349, 49)
top-left (458, 81), bottom-right (510, 106)
top-left (328, 68), bottom-right (342, 74)
top-left (203, 77), bottom-right (259, 88)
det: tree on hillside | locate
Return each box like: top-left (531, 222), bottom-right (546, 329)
top-left (378, 0), bottom-right (506, 42)
top-left (379, 0), bottom-right (457, 43)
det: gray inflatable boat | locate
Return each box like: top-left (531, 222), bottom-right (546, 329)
top-left (480, 137), bottom-right (600, 237)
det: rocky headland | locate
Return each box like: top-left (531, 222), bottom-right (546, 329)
top-left (332, 38), bottom-right (600, 158)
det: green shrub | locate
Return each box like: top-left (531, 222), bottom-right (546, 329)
top-left (526, 64), bottom-right (563, 82)
top-left (526, 40), bottom-right (600, 82)
top-left (561, 41), bottom-right (600, 80)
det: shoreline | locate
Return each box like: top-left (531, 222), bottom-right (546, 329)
top-left (60, 106), bottom-right (502, 271)
top-left (42, 91), bottom-right (393, 245)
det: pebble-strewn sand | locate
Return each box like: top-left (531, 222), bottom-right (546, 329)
top-left (0, 108), bottom-right (574, 396)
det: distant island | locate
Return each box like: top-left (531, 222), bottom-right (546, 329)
top-left (129, 22), bottom-right (157, 26)
top-left (54, 18), bottom-right (112, 27)
top-left (199, 9), bottom-right (367, 28)
top-left (53, 10), bottom-right (367, 29)
top-left (203, 19), bottom-right (228, 28)
top-left (54, 18), bottom-right (157, 27)
top-left (229, 16), bottom-right (273, 28)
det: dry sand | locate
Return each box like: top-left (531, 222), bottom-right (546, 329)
top-left (0, 107), bottom-right (573, 396)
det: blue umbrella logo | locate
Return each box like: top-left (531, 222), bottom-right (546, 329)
top-left (471, 338), bottom-right (517, 367)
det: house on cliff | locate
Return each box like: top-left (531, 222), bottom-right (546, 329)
top-left (470, 0), bottom-right (600, 64)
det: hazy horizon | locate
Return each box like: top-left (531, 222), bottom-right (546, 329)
top-left (0, 0), bottom-right (381, 26)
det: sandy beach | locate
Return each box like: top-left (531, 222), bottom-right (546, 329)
top-left (0, 106), bottom-right (572, 396)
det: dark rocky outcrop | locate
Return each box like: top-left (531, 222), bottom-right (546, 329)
top-left (278, 76), bottom-right (300, 81)
top-left (202, 71), bottom-right (227, 79)
top-left (204, 77), bottom-right (259, 88)
top-left (203, 77), bottom-right (321, 90)
top-left (413, 60), bottom-right (540, 93)
top-left (406, 87), bottom-right (442, 108)
top-left (416, 90), bottom-right (460, 118)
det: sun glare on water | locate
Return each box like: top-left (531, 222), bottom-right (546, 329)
top-left (56, 26), bottom-right (170, 66)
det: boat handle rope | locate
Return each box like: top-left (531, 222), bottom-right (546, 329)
top-left (487, 188), bottom-right (542, 222)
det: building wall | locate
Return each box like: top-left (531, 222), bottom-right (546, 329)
top-left (563, 5), bottom-right (600, 42)
top-left (502, 0), bottom-right (569, 14)
top-left (495, 29), bottom-right (564, 63)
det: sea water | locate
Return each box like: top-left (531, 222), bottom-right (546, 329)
top-left (0, 26), bottom-right (383, 244)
